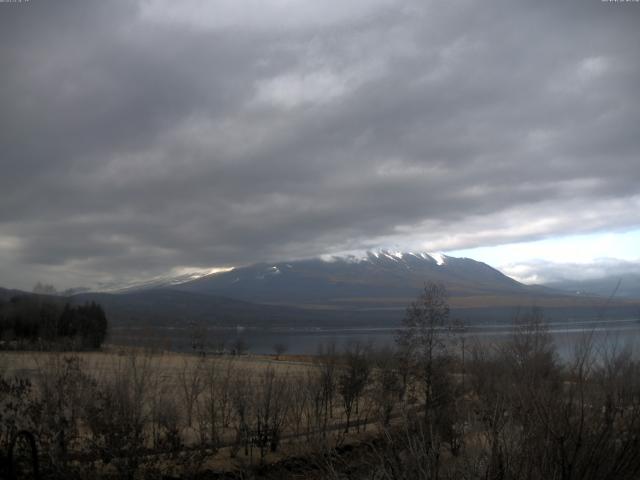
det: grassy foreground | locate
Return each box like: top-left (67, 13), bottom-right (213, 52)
top-left (2, 316), bottom-right (640, 480)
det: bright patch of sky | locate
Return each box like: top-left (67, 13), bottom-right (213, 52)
top-left (447, 229), bottom-right (640, 268)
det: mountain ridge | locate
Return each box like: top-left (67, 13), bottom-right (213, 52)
top-left (169, 251), bottom-right (566, 309)
top-left (2, 248), bottom-right (639, 329)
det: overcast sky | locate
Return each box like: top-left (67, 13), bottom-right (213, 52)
top-left (1, 0), bottom-right (639, 290)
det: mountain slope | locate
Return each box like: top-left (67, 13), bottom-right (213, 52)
top-left (172, 252), bottom-right (554, 309)
top-left (69, 289), bottom-right (316, 327)
top-left (0, 286), bottom-right (401, 328)
top-left (3, 250), bottom-right (639, 329)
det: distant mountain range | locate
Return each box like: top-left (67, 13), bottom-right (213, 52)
top-left (546, 273), bottom-right (640, 300)
top-left (2, 252), bottom-right (638, 328)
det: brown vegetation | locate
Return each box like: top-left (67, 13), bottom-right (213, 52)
top-left (1, 284), bottom-right (640, 479)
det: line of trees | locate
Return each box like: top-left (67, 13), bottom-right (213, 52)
top-left (323, 285), bottom-right (640, 480)
top-left (0, 295), bottom-right (108, 349)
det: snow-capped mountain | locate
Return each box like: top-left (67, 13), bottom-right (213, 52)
top-left (169, 250), bottom-right (532, 309)
top-left (6, 251), bottom-right (637, 328)
top-left (86, 268), bottom-right (232, 294)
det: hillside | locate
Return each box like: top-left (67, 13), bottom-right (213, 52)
top-left (173, 251), bottom-right (565, 309)
top-left (3, 253), bottom-right (638, 329)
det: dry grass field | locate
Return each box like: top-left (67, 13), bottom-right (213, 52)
top-left (0, 348), bottom-right (312, 382)
top-left (0, 346), bottom-right (392, 478)
top-left (3, 313), bottom-right (640, 479)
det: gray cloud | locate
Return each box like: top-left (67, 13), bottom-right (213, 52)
top-left (501, 258), bottom-right (640, 286)
top-left (1, 0), bottom-right (639, 289)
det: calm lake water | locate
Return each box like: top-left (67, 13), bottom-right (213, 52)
top-left (111, 318), bottom-right (640, 360)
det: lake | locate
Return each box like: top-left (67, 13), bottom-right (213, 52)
top-left (110, 317), bottom-right (640, 360)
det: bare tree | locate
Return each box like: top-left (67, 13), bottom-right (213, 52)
top-left (252, 366), bottom-right (291, 459)
top-left (84, 353), bottom-right (153, 480)
top-left (396, 282), bottom-right (452, 417)
top-left (178, 356), bottom-right (205, 428)
top-left (199, 357), bottom-right (221, 448)
top-left (338, 342), bottom-right (371, 433)
top-left (371, 347), bottom-right (403, 427)
top-left (273, 342), bottom-right (288, 360)
top-left (230, 370), bottom-right (252, 458)
top-left (232, 337), bottom-right (248, 355)
top-left (154, 396), bottom-right (182, 452)
top-left (32, 354), bottom-right (93, 475)
top-left (288, 373), bottom-right (310, 437)
top-left (302, 369), bottom-right (326, 440)
top-left (187, 321), bottom-right (209, 355)
top-left (315, 341), bottom-right (339, 433)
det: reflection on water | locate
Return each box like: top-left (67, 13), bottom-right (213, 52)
top-left (110, 318), bottom-right (640, 360)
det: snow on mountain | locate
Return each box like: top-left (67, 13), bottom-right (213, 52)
top-left (52, 250), bottom-right (639, 327)
top-left (85, 250), bottom-right (532, 312)
top-left (162, 250), bottom-right (530, 310)
top-left (91, 250), bottom-right (492, 296)
top-left (89, 267), bottom-right (233, 294)
top-left (428, 252), bottom-right (446, 266)
top-left (320, 250), bottom-right (447, 266)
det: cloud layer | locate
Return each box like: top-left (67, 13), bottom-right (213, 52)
top-left (502, 258), bottom-right (640, 285)
top-left (1, 0), bottom-right (639, 289)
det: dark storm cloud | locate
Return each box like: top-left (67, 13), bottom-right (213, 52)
top-left (1, 0), bottom-right (639, 289)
